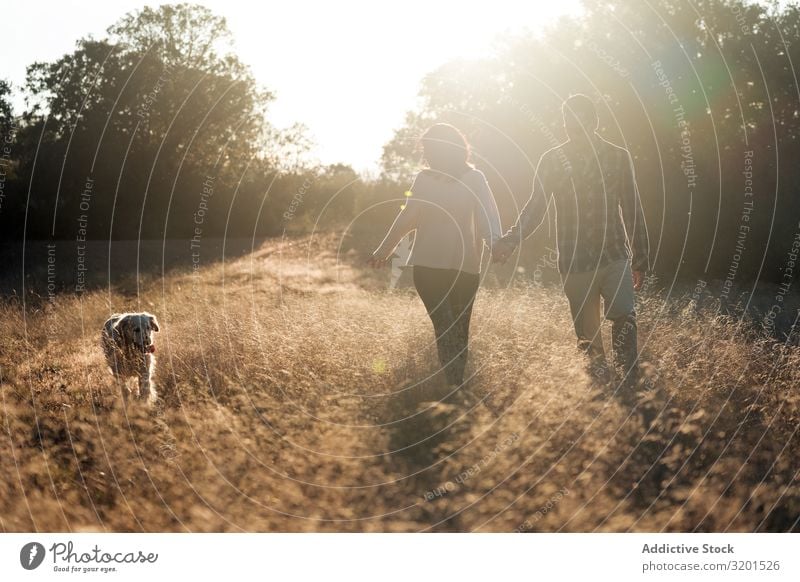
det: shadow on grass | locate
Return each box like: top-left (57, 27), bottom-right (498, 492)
top-left (0, 237), bottom-right (270, 300)
top-left (375, 367), bottom-right (479, 531)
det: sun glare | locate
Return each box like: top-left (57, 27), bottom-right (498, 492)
top-left (229, 0), bottom-right (581, 171)
top-left (6, 0), bottom-right (581, 173)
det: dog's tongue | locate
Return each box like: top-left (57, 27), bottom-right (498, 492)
top-left (147, 345), bottom-right (156, 354)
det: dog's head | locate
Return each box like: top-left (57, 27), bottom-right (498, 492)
top-left (114, 312), bottom-right (160, 353)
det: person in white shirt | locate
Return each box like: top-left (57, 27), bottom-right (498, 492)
top-left (371, 123), bottom-right (501, 386)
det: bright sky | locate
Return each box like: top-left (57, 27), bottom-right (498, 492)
top-left (5, 0), bottom-right (581, 173)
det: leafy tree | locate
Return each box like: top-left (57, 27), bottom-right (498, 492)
top-left (0, 80), bottom-right (12, 137)
top-left (382, 0), bottom-right (800, 284)
top-left (13, 3), bottom-right (299, 241)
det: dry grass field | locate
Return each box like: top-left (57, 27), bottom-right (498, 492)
top-left (1, 235), bottom-right (799, 532)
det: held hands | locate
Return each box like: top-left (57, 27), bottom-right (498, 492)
top-left (491, 237), bottom-right (517, 264)
top-left (367, 252), bottom-right (393, 269)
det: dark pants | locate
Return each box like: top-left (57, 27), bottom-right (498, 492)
top-left (413, 266), bottom-right (480, 385)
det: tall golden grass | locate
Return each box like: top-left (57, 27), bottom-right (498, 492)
top-left (1, 235), bottom-right (798, 532)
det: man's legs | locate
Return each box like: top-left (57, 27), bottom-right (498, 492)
top-left (562, 269), bottom-right (607, 378)
top-left (599, 259), bottom-right (639, 382)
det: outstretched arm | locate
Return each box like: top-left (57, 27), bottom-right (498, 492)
top-left (493, 154), bottom-right (551, 262)
top-left (475, 173), bottom-right (502, 249)
top-left (372, 189), bottom-right (421, 263)
top-left (620, 150), bottom-right (650, 278)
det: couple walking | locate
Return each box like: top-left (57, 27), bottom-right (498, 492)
top-left (371, 94), bottom-right (650, 389)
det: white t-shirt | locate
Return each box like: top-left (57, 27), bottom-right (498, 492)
top-left (374, 168), bottom-right (502, 274)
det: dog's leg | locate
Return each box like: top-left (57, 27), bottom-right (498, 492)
top-left (138, 372), bottom-right (155, 405)
top-left (131, 379), bottom-right (141, 401)
top-left (119, 377), bottom-right (129, 407)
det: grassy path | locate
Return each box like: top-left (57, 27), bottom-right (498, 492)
top-left (1, 236), bottom-right (798, 531)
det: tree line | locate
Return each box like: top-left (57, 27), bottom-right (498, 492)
top-left (383, 0), bottom-right (800, 285)
top-left (0, 3), bottom-right (381, 245)
top-left (2, 0), bottom-right (799, 286)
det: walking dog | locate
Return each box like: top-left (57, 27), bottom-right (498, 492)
top-left (101, 312), bottom-right (160, 405)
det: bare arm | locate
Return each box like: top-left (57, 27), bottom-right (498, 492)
top-left (504, 153), bottom-right (551, 247)
top-left (475, 173), bottom-right (502, 249)
top-left (620, 150), bottom-right (650, 272)
top-left (372, 184), bottom-right (422, 261)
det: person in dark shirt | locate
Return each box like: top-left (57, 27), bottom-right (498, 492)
top-left (494, 94), bottom-right (650, 385)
